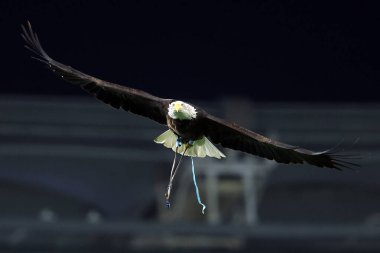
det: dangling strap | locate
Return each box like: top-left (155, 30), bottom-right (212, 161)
top-left (191, 157), bottom-right (206, 214)
top-left (165, 137), bottom-right (188, 208)
top-left (165, 145), bottom-right (178, 209)
top-left (171, 147), bottom-right (187, 182)
top-left (169, 146), bottom-right (178, 183)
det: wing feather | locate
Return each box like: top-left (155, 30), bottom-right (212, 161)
top-left (21, 21), bottom-right (170, 125)
top-left (201, 113), bottom-right (358, 170)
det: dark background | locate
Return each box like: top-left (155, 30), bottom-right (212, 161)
top-left (1, 0), bottom-right (379, 102)
top-left (1, 2), bottom-right (380, 252)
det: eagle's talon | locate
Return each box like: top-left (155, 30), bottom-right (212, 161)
top-left (176, 136), bottom-right (184, 147)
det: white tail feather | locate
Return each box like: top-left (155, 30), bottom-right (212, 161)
top-left (154, 129), bottom-right (226, 159)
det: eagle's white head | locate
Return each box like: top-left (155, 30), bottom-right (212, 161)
top-left (168, 101), bottom-right (197, 120)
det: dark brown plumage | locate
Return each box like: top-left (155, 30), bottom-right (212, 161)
top-left (21, 21), bottom-right (358, 170)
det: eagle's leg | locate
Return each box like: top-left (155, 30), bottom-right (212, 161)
top-left (165, 137), bottom-right (191, 208)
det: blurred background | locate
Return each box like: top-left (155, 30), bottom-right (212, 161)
top-left (1, 0), bottom-right (380, 252)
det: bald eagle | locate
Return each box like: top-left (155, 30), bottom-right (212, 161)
top-left (21, 22), bottom-right (357, 205)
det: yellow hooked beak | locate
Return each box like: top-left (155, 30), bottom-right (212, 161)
top-left (174, 102), bottom-right (182, 112)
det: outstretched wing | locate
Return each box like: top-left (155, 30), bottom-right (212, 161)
top-left (201, 113), bottom-right (358, 170)
top-left (21, 21), bottom-right (171, 125)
